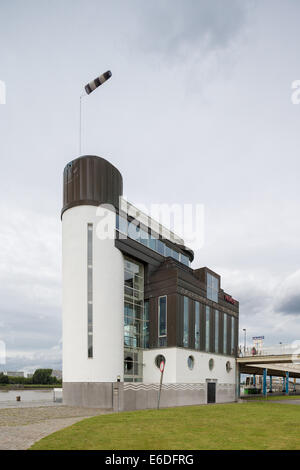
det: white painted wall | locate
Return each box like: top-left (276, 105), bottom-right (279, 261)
top-left (143, 347), bottom-right (236, 384)
top-left (62, 205), bottom-right (124, 383)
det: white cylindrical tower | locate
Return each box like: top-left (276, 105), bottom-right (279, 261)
top-left (61, 156), bottom-right (124, 407)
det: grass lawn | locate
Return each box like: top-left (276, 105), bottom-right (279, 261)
top-left (30, 401), bottom-right (300, 450)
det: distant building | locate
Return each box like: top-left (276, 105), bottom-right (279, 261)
top-left (5, 371), bottom-right (24, 377)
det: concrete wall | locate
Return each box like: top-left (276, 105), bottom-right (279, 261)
top-left (63, 380), bottom-right (235, 410)
top-left (63, 382), bottom-right (124, 410)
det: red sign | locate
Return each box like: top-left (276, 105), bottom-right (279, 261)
top-left (224, 294), bottom-right (236, 305)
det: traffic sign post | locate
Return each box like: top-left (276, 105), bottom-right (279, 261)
top-left (157, 361), bottom-right (165, 410)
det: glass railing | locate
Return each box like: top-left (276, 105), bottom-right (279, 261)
top-left (116, 214), bottom-right (190, 267)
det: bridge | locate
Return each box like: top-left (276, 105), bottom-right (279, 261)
top-left (236, 345), bottom-right (300, 395)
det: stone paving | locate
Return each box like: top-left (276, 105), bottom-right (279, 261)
top-left (271, 399), bottom-right (300, 405)
top-left (0, 405), bottom-right (110, 450)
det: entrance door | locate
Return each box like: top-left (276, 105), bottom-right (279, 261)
top-left (207, 382), bottom-right (216, 404)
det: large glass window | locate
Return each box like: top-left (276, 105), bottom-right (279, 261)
top-left (143, 300), bottom-right (150, 348)
top-left (124, 257), bottom-right (145, 349)
top-left (158, 296), bottom-right (167, 340)
top-left (195, 302), bottom-right (200, 349)
top-left (223, 313), bottom-right (227, 355)
top-left (231, 316), bottom-right (235, 355)
top-left (183, 297), bottom-right (189, 347)
top-left (124, 256), bottom-right (147, 382)
top-left (87, 224), bottom-right (93, 358)
top-left (205, 306), bottom-right (210, 352)
top-left (215, 310), bottom-right (219, 353)
top-left (207, 273), bottom-right (219, 302)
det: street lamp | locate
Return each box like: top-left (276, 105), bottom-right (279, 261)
top-left (79, 70), bottom-right (112, 154)
top-left (243, 328), bottom-right (247, 355)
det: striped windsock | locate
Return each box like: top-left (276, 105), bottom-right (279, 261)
top-left (84, 71), bottom-right (112, 95)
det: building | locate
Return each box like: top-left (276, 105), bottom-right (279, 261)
top-left (62, 155), bottom-right (239, 410)
top-left (4, 371), bottom-right (24, 378)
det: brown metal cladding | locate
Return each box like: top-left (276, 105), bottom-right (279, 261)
top-left (61, 155), bottom-right (123, 217)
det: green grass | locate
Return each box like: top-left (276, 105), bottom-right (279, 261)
top-left (30, 402), bottom-right (300, 450)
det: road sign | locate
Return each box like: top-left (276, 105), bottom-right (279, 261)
top-left (157, 361), bottom-right (165, 409)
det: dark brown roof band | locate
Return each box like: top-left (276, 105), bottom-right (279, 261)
top-left (61, 155), bottom-right (123, 218)
top-left (61, 155), bottom-right (194, 261)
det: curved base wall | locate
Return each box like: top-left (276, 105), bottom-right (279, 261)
top-left (62, 205), bottom-right (124, 386)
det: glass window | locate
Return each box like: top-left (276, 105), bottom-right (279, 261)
top-left (195, 302), bottom-right (200, 349)
top-left (148, 235), bottom-right (157, 252)
top-left (140, 229), bottom-right (149, 247)
top-left (231, 316), bottom-right (235, 355)
top-left (117, 215), bottom-right (128, 235)
top-left (223, 313), bottom-right (227, 354)
top-left (87, 224), bottom-right (93, 358)
top-left (143, 300), bottom-right (150, 348)
top-left (205, 306), bottom-right (210, 352)
top-left (180, 254), bottom-right (190, 267)
top-left (123, 257), bottom-right (145, 351)
top-left (165, 245), bottom-right (172, 258)
top-left (215, 310), bottom-right (219, 353)
top-left (171, 249), bottom-right (179, 261)
top-left (207, 273), bottom-right (219, 302)
top-left (156, 239), bottom-right (165, 256)
top-left (158, 296), bottom-right (167, 337)
top-left (183, 297), bottom-right (189, 347)
top-left (188, 356), bottom-right (194, 370)
top-left (128, 221), bottom-right (140, 242)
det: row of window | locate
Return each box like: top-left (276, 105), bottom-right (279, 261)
top-left (116, 215), bottom-right (190, 267)
top-left (155, 354), bottom-right (232, 373)
top-left (158, 295), bottom-right (236, 355)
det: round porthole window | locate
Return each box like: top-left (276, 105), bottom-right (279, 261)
top-left (226, 361), bottom-right (232, 373)
top-left (155, 354), bottom-right (166, 369)
top-left (187, 355), bottom-right (194, 370)
top-left (208, 358), bottom-right (214, 371)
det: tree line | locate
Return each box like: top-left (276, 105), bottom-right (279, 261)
top-left (0, 369), bottom-right (62, 385)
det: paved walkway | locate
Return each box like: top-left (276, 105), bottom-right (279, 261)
top-left (0, 405), bottom-right (110, 450)
top-left (271, 399), bottom-right (300, 405)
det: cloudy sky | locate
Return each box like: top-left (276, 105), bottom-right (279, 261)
top-left (0, 0), bottom-right (300, 372)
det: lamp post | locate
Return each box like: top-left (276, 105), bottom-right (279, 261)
top-left (243, 328), bottom-right (247, 355)
top-left (79, 70), bottom-right (112, 154)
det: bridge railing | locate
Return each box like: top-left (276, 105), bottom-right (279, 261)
top-left (238, 342), bottom-right (300, 357)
